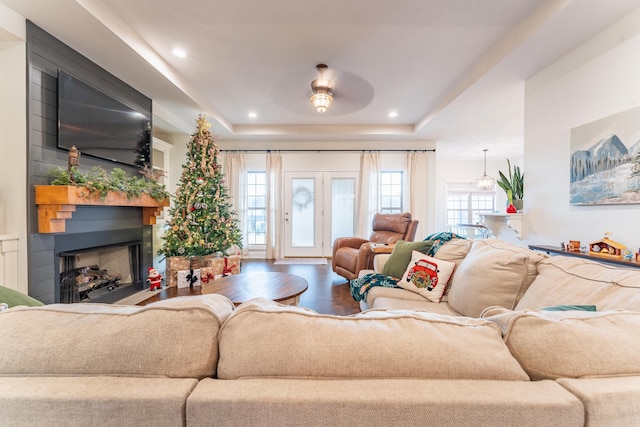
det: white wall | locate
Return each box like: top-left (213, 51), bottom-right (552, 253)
top-left (524, 7), bottom-right (640, 250)
top-left (0, 9), bottom-right (27, 292)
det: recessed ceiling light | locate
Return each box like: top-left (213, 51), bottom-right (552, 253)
top-left (248, 112), bottom-right (257, 119)
top-left (172, 48), bottom-right (187, 58)
top-left (388, 111), bottom-right (398, 118)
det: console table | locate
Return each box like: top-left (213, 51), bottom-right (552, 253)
top-left (529, 244), bottom-right (640, 269)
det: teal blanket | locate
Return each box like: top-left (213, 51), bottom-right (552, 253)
top-left (350, 273), bottom-right (400, 302)
top-left (349, 232), bottom-right (465, 302)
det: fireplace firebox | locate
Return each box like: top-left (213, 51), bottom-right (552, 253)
top-left (52, 227), bottom-right (150, 304)
top-left (59, 241), bottom-right (142, 303)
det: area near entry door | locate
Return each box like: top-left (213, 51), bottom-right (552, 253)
top-left (283, 171), bottom-right (358, 258)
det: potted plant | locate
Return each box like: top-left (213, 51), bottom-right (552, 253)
top-left (497, 159), bottom-right (524, 211)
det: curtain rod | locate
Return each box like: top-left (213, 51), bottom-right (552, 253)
top-left (218, 149), bottom-right (436, 153)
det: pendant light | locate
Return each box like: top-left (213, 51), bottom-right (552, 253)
top-left (476, 149), bottom-right (495, 190)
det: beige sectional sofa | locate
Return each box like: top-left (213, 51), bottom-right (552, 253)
top-left (1, 238), bottom-right (640, 426)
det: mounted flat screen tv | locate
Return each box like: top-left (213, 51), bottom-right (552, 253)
top-left (57, 70), bottom-right (151, 168)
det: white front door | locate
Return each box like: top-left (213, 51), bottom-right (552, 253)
top-left (283, 171), bottom-right (358, 257)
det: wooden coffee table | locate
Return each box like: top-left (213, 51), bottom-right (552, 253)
top-left (137, 272), bottom-right (308, 306)
top-left (201, 272), bottom-right (308, 305)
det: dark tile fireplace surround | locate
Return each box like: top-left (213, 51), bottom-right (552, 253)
top-left (26, 22), bottom-right (154, 304)
top-left (29, 206), bottom-right (154, 304)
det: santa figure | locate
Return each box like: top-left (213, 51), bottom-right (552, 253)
top-left (146, 267), bottom-right (164, 291)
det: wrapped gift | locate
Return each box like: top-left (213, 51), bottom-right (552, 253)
top-left (166, 255), bottom-right (241, 287)
top-left (199, 267), bottom-right (220, 284)
top-left (166, 256), bottom-right (190, 287)
top-left (177, 269), bottom-right (200, 288)
top-left (189, 255), bottom-right (212, 270)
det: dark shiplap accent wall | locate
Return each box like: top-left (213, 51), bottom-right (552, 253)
top-left (26, 21), bottom-right (153, 303)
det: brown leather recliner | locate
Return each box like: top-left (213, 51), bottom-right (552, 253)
top-left (332, 212), bottom-right (419, 281)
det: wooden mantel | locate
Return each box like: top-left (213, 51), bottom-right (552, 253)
top-left (35, 185), bottom-right (170, 233)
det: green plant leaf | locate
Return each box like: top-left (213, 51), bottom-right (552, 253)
top-left (497, 159), bottom-right (524, 200)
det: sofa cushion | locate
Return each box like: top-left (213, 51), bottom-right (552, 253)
top-left (0, 294), bottom-right (234, 378)
top-left (217, 298), bottom-right (529, 380)
top-left (447, 239), bottom-right (547, 317)
top-left (432, 238), bottom-right (473, 297)
top-left (381, 239), bottom-right (434, 279)
top-left (500, 309), bottom-right (640, 380)
top-left (371, 297), bottom-right (462, 315)
top-left (365, 285), bottom-right (433, 309)
top-left (556, 376), bottom-right (640, 427)
top-left (432, 237), bottom-right (473, 265)
top-left (516, 256), bottom-right (640, 312)
top-left (0, 376), bottom-right (198, 427)
top-left (189, 378), bottom-right (583, 427)
top-left (397, 251), bottom-right (456, 302)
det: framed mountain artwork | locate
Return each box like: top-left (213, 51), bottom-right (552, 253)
top-left (570, 106), bottom-right (640, 205)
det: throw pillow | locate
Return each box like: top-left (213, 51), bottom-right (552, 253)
top-left (397, 251), bottom-right (456, 302)
top-left (447, 239), bottom-right (547, 317)
top-left (0, 285), bottom-right (44, 308)
top-left (381, 239), bottom-right (434, 279)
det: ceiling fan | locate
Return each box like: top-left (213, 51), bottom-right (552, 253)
top-left (310, 64), bottom-right (333, 113)
top-left (269, 64), bottom-right (373, 116)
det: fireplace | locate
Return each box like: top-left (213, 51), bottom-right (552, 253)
top-left (59, 241), bottom-right (142, 303)
top-left (52, 227), bottom-right (149, 304)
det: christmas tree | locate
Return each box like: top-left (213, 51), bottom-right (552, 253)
top-left (160, 115), bottom-right (242, 257)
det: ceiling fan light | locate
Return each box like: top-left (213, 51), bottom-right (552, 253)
top-left (310, 64), bottom-right (333, 113)
top-left (310, 91), bottom-right (333, 113)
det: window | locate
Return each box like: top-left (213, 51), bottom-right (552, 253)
top-left (446, 182), bottom-right (495, 227)
top-left (380, 171), bottom-right (403, 213)
top-left (247, 171), bottom-right (266, 245)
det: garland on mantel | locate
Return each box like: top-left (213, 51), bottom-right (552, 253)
top-left (47, 165), bottom-right (170, 202)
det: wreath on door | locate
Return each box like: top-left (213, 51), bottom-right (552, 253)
top-left (292, 187), bottom-right (313, 209)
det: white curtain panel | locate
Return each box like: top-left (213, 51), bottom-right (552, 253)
top-left (223, 152), bottom-right (248, 254)
top-left (266, 152), bottom-right (282, 260)
top-left (407, 151), bottom-right (429, 240)
top-left (356, 151), bottom-right (381, 238)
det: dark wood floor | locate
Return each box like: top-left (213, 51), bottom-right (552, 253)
top-left (240, 259), bottom-right (361, 315)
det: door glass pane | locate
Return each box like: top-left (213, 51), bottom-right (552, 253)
top-left (291, 178), bottom-right (315, 247)
top-left (331, 177), bottom-right (355, 242)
